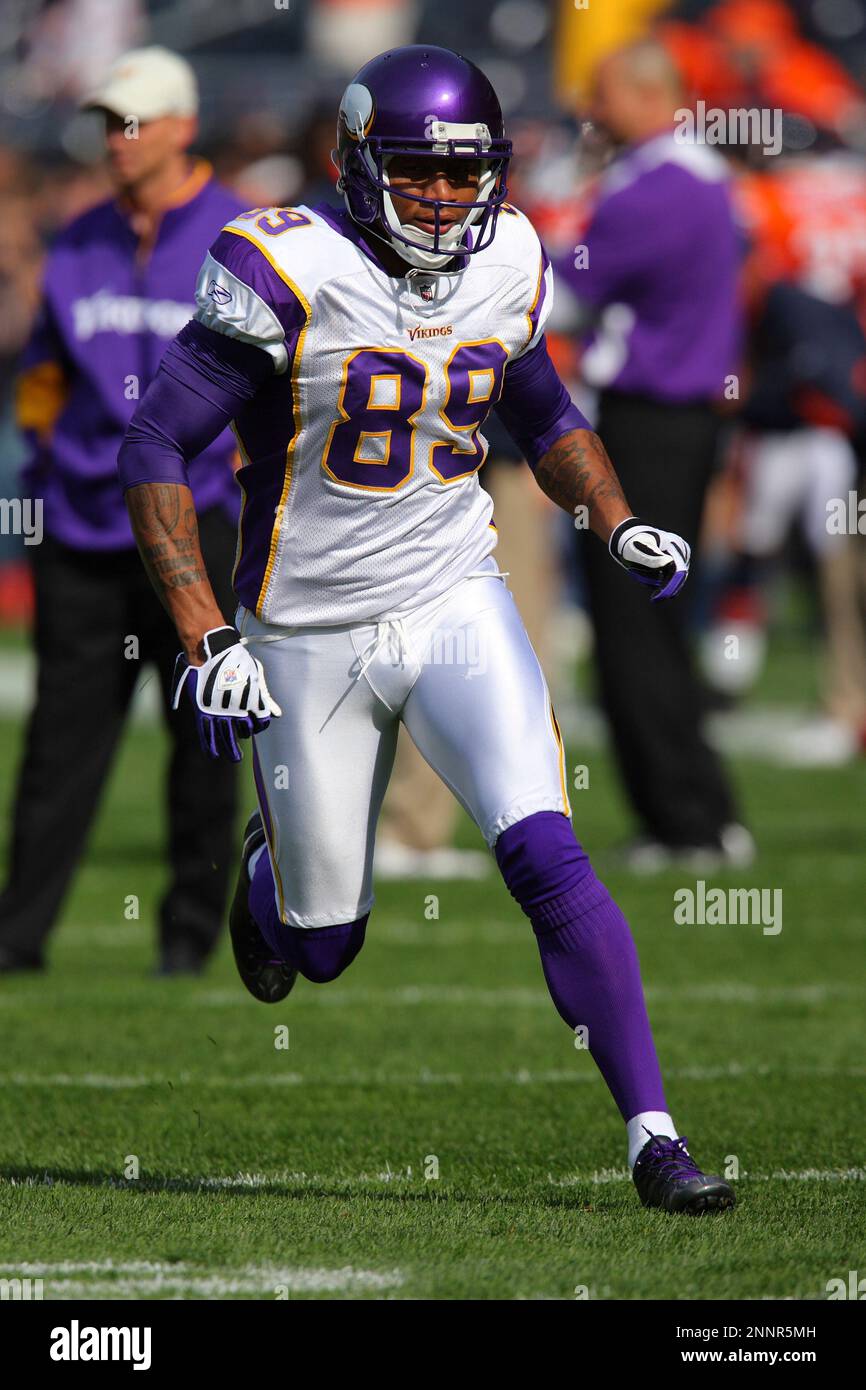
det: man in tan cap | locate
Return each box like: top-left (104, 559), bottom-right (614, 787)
top-left (1, 48), bottom-right (245, 976)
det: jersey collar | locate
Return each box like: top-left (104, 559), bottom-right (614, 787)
top-left (312, 201), bottom-right (470, 278)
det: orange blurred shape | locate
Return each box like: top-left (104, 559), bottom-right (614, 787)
top-left (657, 21), bottom-right (747, 106)
top-left (708, 0), bottom-right (799, 49)
top-left (758, 41), bottom-right (865, 128)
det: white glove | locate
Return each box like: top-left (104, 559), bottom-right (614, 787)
top-left (609, 517), bottom-right (691, 602)
top-left (171, 625), bottom-right (282, 761)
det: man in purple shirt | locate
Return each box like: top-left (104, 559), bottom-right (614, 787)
top-left (0, 48), bottom-right (244, 975)
top-left (556, 40), bottom-right (753, 869)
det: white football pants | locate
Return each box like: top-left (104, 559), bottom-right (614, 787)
top-left (237, 557), bottom-right (571, 927)
top-left (740, 426), bottom-right (857, 559)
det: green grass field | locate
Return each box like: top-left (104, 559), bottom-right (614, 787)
top-left (0, 626), bottom-right (863, 1300)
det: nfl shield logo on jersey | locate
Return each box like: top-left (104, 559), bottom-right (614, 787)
top-left (419, 281), bottom-right (434, 302)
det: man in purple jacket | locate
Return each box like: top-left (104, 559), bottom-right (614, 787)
top-left (0, 48), bottom-right (243, 975)
top-left (556, 40), bottom-right (753, 870)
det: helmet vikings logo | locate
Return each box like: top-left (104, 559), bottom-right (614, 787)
top-left (339, 83), bottom-right (375, 142)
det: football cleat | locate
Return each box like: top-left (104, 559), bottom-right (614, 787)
top-left (229, 812), bottom-right (297, 1004)
top-left (632, 1133), bottom-right (736, 1214)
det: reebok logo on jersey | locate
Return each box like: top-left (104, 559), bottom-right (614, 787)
top-left (407, 324), bottom-right (453, 341)
top-left (207, 279), bottom-right (233, 305)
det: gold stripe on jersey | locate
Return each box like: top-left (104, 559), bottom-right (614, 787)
top-left (229, 422), bottom-right (253, 591)
top-left (548, 696), bottom-right (571, 818)
top-left (525, 251), bottom-right (545, 349)
top-left (223, 225), bottom-right (313, 617)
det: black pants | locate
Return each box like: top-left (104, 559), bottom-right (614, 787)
top-left (580, 390), bottom-right (738, 847)
top-left (0, 508), bottom-right (239, 964)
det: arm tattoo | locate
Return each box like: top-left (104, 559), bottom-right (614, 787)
top-left (534, 428), bottom-right (630, 541)
top-left (125, 482), bottom-right (225, 660)
top-left (127, 483), bottom-right (204, 596)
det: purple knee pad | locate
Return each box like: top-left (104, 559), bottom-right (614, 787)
top-left (247, 848), bottom-right (368, 982)
top-left (276, 916), bottom-right (368, 984)
top-left (494, 810), bottom-right (609, 931)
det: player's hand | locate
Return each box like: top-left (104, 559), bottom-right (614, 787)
top-left (171, 625), bottom-right (282, 762)
top-left (608, 517), bottom-right (691, 602)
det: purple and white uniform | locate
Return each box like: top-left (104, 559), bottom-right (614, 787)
top-left (120, 199), bottom-right (589, 926)
top-left (116, 44), bottom-right (686, 1167)
top-left (193, 199), bottom-right (568, 626)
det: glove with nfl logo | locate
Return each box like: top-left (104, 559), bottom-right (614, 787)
top-left (608, 517), bottom-right (691, 602)
top-left (171, 625), bottom-right (282, 762)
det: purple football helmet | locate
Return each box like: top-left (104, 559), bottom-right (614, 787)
top-left (335, 45), bottom-right (512, 271)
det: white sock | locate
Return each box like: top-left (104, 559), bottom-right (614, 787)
top-left (627, 1112), bottom-right (678, 1170)
top-left (247, 844), bottom-right (267, 882)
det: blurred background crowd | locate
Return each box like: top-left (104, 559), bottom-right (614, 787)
top-left (1, 0), bottom-right (865, 831)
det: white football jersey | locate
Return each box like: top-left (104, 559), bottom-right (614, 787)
top-left (194, 201), bottom-right (553, 626)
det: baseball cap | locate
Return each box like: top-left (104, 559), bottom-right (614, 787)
top-left (83, 46), bottom-right (199, 121)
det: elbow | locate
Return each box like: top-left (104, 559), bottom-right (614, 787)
top-left (117, 415), bottom-right (191, 494)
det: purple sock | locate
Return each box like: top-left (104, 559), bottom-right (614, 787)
top-left (248, 848), bottom-right (367, 983)
top-left (495, 811), bottom-right (667, 1120)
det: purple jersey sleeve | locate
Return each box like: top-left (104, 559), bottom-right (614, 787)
top-left (494, 334), bottom-right (591, 469)
top-left (117, 320), bottom-right (274, 492)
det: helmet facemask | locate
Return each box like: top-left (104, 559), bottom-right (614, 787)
top-left (339, 122), bottom-right (511, 271)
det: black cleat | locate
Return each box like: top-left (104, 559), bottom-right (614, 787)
top-left (229, 812), bottom-right (297, 1004)
top-left (0, 946), bottom-right (44, 975)
top-left (632, 1133), bottom-right (736, 1214)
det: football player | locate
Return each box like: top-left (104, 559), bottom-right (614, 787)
top-left (119, 45), bottom-right (733, 1214)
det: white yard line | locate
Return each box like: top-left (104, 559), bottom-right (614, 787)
top-left (2, 1260), bottom-right (404, 1299)
top-left (0, 981), bottom-right (862, 1013)
top-left (550, 1167), bottom-right (866, 1185)
top-left (0, 1062), bottom-right (863, 1091)
top-left (4, 1167), bottom-right (861, 1201)
top-left (191, 981), bottom-right (866, 1008)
